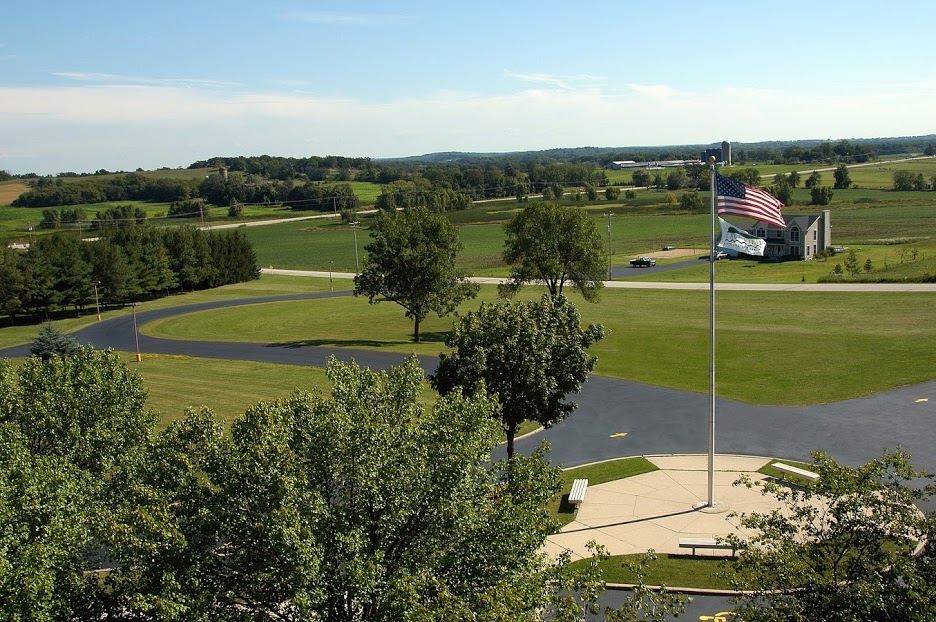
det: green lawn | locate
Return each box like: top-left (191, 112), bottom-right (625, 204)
top-left (548, 457), bottom-right (659, 527)
top-left (124, 352), bottom-right (332, 429)
top-left (0, 275), bottom-right (332, 350)
top-left (569, 553), bottom-right (736, 590)
top-left (141, 283), bottom-right (936, 406)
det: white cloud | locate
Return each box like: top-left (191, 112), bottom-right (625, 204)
top-left (505, 70), bottom-right (605, 90)
top-left (53, 72), bottom-right (240, 89)
top-left (1, 81), bottom-right (934, 174)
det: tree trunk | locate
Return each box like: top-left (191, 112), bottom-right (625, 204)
top-left (414, 316), bottom-right (420, 343)
top-left (506, 421), bottom-right (516, 460)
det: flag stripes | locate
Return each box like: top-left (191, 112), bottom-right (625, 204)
top-left (715, 173), bottom-right (785, 228)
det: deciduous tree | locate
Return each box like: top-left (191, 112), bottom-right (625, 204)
top-left (430, 295), bottom-right (606, 458)
top-left (833, 163), bottom-right (852, 189)
top-left (726, 450), bottom-right (936, 622)
top-left (501, 202), bottom-right (605, 302)
top-left (354, 208), bottom-right (478, 342)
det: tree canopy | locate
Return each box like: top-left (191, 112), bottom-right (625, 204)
top-left (353, 208), bottom-right (478, 342)
top-left (430, 294), bottom-right (606, 458)
top-left (500, 202), bottom-right (606, 303)
top-left (726, 450), bottom-right (936, 622)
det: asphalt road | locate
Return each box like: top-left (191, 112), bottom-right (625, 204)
top-left (4, 291), bottom-right (932, 477)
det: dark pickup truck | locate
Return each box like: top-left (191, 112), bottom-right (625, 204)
top-left (629, 257), bottom-right (656, 267)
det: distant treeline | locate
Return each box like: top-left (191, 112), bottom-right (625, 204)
top-left (10, 171), bottom-right (363, 213)
top-left (0, 226), bottom-right (259, 323)
top-left (6, 135), bottom-right (935, 211)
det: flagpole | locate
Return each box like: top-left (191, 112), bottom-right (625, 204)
top-left (707, 156), bottom-right (717, 508)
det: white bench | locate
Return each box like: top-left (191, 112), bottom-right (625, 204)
top-left (772, 462), bottom-right (819, 482)
top-left (568, 478), bottom-right (588, 507)
top-left (678, 537), bottom-right (736, 556)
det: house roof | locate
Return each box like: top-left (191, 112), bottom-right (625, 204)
top-left (748, 214), bottom-right (821, 231)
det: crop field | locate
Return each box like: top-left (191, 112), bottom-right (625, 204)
top-left (0, 181), bottom-right (29, 205)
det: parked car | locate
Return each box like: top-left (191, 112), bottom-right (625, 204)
top-left (662, 245), bottom-right (676, 251)
top-left (710, 251), bottom-right (729, 261)
top-left (630, 257), bottom-right (656, 267)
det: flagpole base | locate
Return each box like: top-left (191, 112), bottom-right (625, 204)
top-left (693, 501), bottom-right (731, 514)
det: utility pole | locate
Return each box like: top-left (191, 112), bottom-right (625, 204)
top-left (351, 221), bottom-right (360, 274)
top-left (132, 302), bottom-right (142, 362)
top-left (93, 281), bottom-right (101, 321)
top-left (607, 212), bottom-right (613, 281)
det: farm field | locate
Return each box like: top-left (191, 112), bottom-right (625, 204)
top-left (142, 283), bottom-right (936, 406)
top-left (243, 195), bottom-right (936, 279)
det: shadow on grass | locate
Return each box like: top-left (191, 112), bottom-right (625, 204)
top-left (557, 494), bottom-right (577, 516)
top-left (267, 331), bottom-right (448, 349)
top-left (268, 339), bottom-right (400, 349)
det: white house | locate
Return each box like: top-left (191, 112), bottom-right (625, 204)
top-left (748, 209), bottom-right (832, 260)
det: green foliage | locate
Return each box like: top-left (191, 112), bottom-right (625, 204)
top-left (894, 169), bottom-right (928, 191)
top-left (0, 347), bottom-right (155, 475)
top-left (679, 191), bottom-right (704, 212)
top-left (804, 170), bottom-right (823, 189)
top-left (167, 198), bottom-right (206, 219)
top-left (767, 181), bottom-right (793, 206)
top-left (810, 185), bottom-right (834, 205)
top-left (431, 294), bottom-right (605, 457)
top-left (604, 186), bottom-right (621, 200)
top-left (726, 450), bottom-right (936, 622)
top-left (726, 167), bottom-right (760, 185)
top-left (0, 423), bottom-right (102, 620)
top-left (631, 169), bottom-right (651, 188)
top-left (103, 356), bottom-right (571, 620)
top-left (833, 163), bottom-right (852, 189)
top-left (501, 202), bottom-right (606, 302)
top-left (354, 208), bottom-right (478, 342)
top-left (29, 324), bottom-right (78, 360)
top-left (0, 226), bottom-right (259, 321)
top-left (287, 181), bottom-right (359, 212)
top-left (843, 249), bottom-right (860, 275)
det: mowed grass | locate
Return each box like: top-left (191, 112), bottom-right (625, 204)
top-left (123, 352), bottom-right (332, 429)
top-left (142, 283), bottom-right (936, 406)
top-left (569, 553), bottom-right (736, 590)
top-left (0, 275), bottom-right (332, 350)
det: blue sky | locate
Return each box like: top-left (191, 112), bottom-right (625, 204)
top-left (2, 0), bottom-right (934, 174)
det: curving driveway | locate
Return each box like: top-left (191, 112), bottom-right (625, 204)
top-left (2, 290), bottom-right (933, 479)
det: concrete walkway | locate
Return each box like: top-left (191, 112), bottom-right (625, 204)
top-left (545, 454), bottom-right (800, 560)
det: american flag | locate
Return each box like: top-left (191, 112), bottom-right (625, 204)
top-left (715, 173), bottom-right (785, 229)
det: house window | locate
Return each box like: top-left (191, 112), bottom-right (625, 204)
top-left (790, 227), bottom-right (800, 242)
top-left (813, 230), bottom-right (817, 241)
top-left (791, 246), bottom-right (800, 257)
top-left (756, 228), bottom-right (766, 238)
top-left (807, 246), bottom-right (811, 256)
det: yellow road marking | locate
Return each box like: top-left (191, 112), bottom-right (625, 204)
top-left (609, 432), bottom-right (628, 438)
top-left (916, 398), bottom-right (929, 403)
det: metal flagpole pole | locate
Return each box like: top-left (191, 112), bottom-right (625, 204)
top-left (707, 157), bottom-right (717, 507)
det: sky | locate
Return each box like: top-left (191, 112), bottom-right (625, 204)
top-left (2, 0), bottom-right (935, 175)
